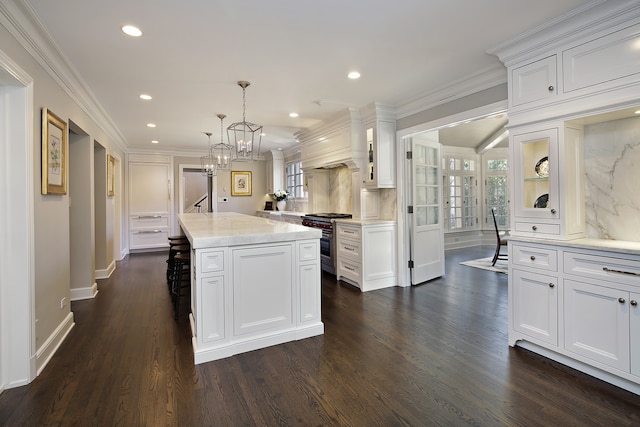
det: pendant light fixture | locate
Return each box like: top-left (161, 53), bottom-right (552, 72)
top-left (211, 113), bottom-right (235, 170)
top-left (200, 132), bottom-right (217, 177)
top-left (227, 81), bottom-right (262, 161)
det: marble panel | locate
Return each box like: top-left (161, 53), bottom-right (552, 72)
top-left (584, 116), bottom-right (640, 242)
top-left (329, 166), bottom-right (352, 213)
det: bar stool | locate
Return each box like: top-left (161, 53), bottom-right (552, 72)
top-left (167, 243), bottom-right (190, 286)
top-left (171, 252), bottom-right (191, 320)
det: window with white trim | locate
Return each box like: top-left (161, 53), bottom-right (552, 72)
top-left (286, 161), bottom-right (307, 199)
top-left (484, 150), bottom-right (510, 228)
top-left (443, 155), bottom-right (478, 231)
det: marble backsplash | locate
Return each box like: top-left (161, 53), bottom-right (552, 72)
top-left (328, 166), bottom-right (352, 213)
top-left (584, 115), bottom-right (640, 242)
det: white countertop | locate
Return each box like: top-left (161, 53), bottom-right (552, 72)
top-left (178, 212), bottom-right (321, 249)
top-left (510, 236), bottom-right (640, 256)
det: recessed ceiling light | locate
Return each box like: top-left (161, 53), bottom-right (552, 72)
top-left (139, 94), bottom-right (152, 100)
top-left (122, 25), bottom-right (142, 37)
top-left (151, 140), bottom-right (159, 144)
top-left (147, 123), bottom-right (156, 128)
top-left (347, 71), bottom-right (361, 79)
top-left (635, 110), bottom-right (640, 115)
top-left (289, 112), bottom-right (299, 118)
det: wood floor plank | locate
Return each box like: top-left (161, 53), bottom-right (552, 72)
top-left (1, 247), bottom-right (639, 425)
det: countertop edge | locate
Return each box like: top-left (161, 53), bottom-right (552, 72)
top-left (509, 236), bottom-right (640, 256)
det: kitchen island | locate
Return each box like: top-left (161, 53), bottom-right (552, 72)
top-left (178, 212), bottom-right (323, 364)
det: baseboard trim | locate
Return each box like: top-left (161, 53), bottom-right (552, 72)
top-left (35, 312), bottom-right (74, 375)
top-left (70, 283), bottom-right (98, 301)
top-left (95, 260), bottom-right (116, 279)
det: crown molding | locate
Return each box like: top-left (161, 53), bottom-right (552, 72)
top-left (0, 0), bottom-right (128, 152)
top-left (487, 0), bottom-right (640, 66)
top-left (393, 63), bottom-right (506, 120)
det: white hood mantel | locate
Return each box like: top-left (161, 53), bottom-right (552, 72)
top-left (297, 108), bottom-right (366, 172)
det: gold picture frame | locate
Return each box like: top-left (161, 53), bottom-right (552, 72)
top-left (107, 154), bottom-right (115, 196)
top-left (231, 171), bottom-right (252, 196)
top-left (41, 108), bottom-right (68, 195)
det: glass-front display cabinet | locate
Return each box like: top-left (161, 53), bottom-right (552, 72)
top-left (511, 121), bottom-right (585, 239)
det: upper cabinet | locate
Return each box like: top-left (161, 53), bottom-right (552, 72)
top-left (266, 149), bottom-right (284, 194)
top-left (362, 103), bottom-right (396, 189)
top-left (511, 55), bottom-right (557, 108)
top-left (490, 4), bottom-right (640, 127)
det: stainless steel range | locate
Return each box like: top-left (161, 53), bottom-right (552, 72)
top-left (302, 213), bottom-right (352, 274)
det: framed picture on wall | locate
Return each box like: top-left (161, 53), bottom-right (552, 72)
top-left (107, 154), bottom-right (115, 196)
top-left (41, 108), bottom-right (68, 195)
top-left (231, 171), bottom-right (252, 196)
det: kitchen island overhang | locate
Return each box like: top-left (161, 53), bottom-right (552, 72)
top-left (178, 212), bottom-right (323, 364)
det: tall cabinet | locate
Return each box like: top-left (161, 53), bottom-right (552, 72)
top-left (362, 103), bottom-right (396, 189)
top-left (128, 154), bottom-right (173, 250)
top-left (490, 2), bottom-right (640, 395)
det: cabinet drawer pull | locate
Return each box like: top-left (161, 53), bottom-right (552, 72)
top-left (631, 300), bottom-right (638, 306)
top-left (344, 265), bottom-right (355, 272)
top-left (603, 267), bottom-right (640, 277)
top-left (550, 208), bottom-right (557, 214)
top-left (548, 283), bottom-right (554, 288)
top-left (343, 230), bottom-right (356, 235)
top-left (548, 85), bottom-right (554, 91)
top-left (532, 225), bottom-right (538, 231)
top-left (344, 246), bottom-right (355, 252)
top-left (138, 215), bottom-right (162, 219)
top-left (530, 256), bottom-right (536, 261)
top-left (136, 230), bottom-right (162, 234)
top-left (619, 297), bottom-right (626, 304)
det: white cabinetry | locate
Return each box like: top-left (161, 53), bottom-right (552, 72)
top-left (509, 239), bottom-right (640, 394)
top-left (511, 122), bottom-right (584, 240)
top-left (128, 155), bottom-right (172, 250)
top-left (266, 149), bottom-right (284, 193)
top-left (362, 103), bottom-right (396, 189)
top-left (510, 55), bottom-right (557, 108)
top-left (335, 221), bottom-right (397, 292)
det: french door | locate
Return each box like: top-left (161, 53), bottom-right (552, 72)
top-left (407, 135), bottom-right (445, 285)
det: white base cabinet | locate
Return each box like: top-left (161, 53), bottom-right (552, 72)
top-left (509, 238), bottom-right (640, 394)
top-left (335, 220), bottom-right (397, 292)
top-left (189, 238), bottom-right (323, 364)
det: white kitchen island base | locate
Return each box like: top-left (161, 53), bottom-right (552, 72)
top-left (178, 213), bottom-right (323, 365)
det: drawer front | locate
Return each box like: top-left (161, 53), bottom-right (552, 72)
top-left (337, 258), bottom-right (362, 285)
top-left (337, 239), bottom-right (361, 260)
top-left (297, 240), bottom-right (318, 262)
top-left (200, 250), bottom-right (225, 273)
top-left (564, 251), bottom-right (640, 288)
top-left (514, 221), bottom-right (560, 236)
top-left (130, 215), bottom-right (169, 229)
top-left (130, 229), bottom-right (169, 248)
top-left (512, 244), bottom-right (558, 272)
top-left (336, 224), bottom-right (361, 241)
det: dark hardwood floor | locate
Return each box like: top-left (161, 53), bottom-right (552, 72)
top-left (1, 247), bottom-right (640, 426)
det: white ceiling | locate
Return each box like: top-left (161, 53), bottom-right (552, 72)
top-left (24, 0), bottom-right (591, 153)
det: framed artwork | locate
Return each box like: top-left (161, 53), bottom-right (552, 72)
top-left (264, 201), bottom-right (274, 210)
top-left (231, 171), bottom-right (252, 196)
top-left (107, 154), bottom-right (115, 196)
top-left (41, 108), bottom-right (68, 195)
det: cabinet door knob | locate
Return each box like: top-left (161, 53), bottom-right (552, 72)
top-left (548, 283), bottom-right (554, 288)
top-left (530, 256), bottom-right (536, 261)
top-left (550, 208), bottom-right (557, 214)
top-left (548, 85), bottom-right (554, 91)
top-left (532, 225), bottom-right (538, 231)
top-left (618, 297), bottom-right (626, 304)
top-left (631, 300), bottom-right (638, 306)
